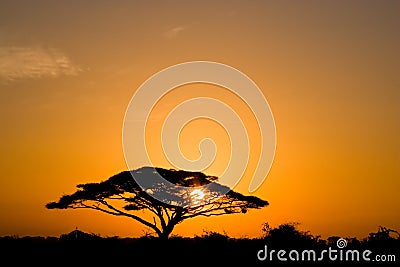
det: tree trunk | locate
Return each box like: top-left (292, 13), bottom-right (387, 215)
top-left (158, 232), bottom-right (170, 240)
top-left (158, 223), bottom-right (175, 240)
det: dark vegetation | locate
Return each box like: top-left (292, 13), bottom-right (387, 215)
top-left (0, 223), bottom-right (398, 266)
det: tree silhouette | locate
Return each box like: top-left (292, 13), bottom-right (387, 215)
top-left (46, 167), bottom-right (268, 239)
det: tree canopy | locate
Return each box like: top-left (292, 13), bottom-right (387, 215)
top-left (46, 167), bottom-right (268, 239)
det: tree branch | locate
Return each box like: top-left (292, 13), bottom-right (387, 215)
top-left (182, 210), bottom-right (242, 220)
top-left (71, 200), bottom-right (162, 237)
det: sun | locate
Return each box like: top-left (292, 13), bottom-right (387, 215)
top-left (191, 189), bottom-right (205, 200)
top-left (190, 189), bottom-right (205, 205)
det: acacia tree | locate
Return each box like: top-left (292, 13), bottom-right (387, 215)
top-left (47, 167), bottom-right (268, 239)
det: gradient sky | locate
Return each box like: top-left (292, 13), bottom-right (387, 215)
top-left (0, 0), bottom-right (399, 239)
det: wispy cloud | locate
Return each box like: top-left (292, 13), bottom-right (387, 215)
top-left (0, 46), bottom-right (83, 81)
top-left (164, 25), bottom-right (187, 39)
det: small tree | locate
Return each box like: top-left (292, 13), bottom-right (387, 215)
top-left (47, 167), bottom-right (268, 239)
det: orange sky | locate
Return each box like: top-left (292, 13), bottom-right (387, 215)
top-left (0, 0), bottom-right (399, 239)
